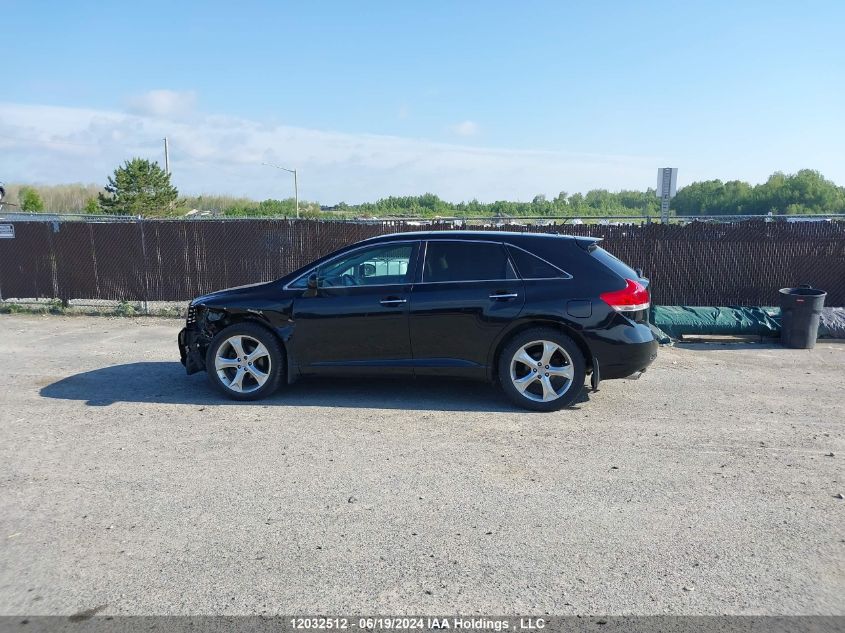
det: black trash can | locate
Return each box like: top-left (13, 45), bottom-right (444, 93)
top-left (779, 285), bottom-right (827, 349)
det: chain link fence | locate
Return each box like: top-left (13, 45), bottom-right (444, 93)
top-left (0, 215), bottom-right (843, 310)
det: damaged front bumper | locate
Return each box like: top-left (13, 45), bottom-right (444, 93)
top-left (178, 327), bottom-right (207, 375)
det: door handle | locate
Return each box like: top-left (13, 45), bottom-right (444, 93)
top-left (489, 292), bottom-right (518, 300)
top-left (379, 298), bottom-right (408, 305)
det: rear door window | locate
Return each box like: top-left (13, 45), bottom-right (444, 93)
top-left (423, 241), bottom-right (514, 282)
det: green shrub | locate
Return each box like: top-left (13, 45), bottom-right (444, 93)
top-left (0, 303), bottom-right (26, 314)
top-left (115, 301), bottom-right (138, 317)
top-left (47, 299), bottom-right (66, 314)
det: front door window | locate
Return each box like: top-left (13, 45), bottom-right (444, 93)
top-left (291, 243), bottom-right (415, 288)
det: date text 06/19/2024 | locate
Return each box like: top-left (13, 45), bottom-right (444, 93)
top-left (289, 617), bottom-right (548, 631)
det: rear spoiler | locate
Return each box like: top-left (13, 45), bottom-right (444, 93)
top-left (574, 236), bottom-right (602, 251)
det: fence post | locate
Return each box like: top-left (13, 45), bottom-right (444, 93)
top-left (138, 216), bottom-right (150, 315)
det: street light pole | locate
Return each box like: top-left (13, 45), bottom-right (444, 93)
top-left (262, 162), bottom-right (299, 218)
top-left (293, 168), bottom-right (298, 220)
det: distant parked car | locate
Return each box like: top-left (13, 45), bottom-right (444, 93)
top-left (179, 231), bottom-right (657, 411)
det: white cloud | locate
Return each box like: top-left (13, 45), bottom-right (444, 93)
top-left (451, 120), bottom-right (479, 137)
top-left (125, 89), bottom-right (197, 119)
top-left (0, 100), bottom-right (657, 203)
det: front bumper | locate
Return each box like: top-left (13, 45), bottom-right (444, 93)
top-left (178, 327), bottom-right (206, 374)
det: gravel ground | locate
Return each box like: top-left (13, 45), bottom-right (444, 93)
top-left (0, 314), bottom-right (843, 616)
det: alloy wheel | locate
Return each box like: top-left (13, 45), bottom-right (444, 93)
top-left (214, 334), bottom-right (272, 394)
top-left (509, 339), bottom-right (575, 403)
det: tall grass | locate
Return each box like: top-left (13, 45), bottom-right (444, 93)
top-left (3, 183), bottom-right (103, 212)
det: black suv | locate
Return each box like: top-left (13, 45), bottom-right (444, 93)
top-left (179, 231), bottom-right (657, 411)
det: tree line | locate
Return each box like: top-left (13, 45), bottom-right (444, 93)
top-left (5, 159), bottom-right (844, 218)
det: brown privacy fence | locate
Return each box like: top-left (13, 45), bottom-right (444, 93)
top-left (0, 218), bottom-right (843, 306)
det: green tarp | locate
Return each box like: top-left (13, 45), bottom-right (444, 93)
top-left (650, 306), bottom-right (845, 340)
top-left (651, 306), bottom-right (781, 340)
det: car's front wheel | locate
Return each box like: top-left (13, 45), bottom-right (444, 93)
top-left (498, 328), bottom-right (585, 411)
top-left (205, 322), bottom-right (284, 400)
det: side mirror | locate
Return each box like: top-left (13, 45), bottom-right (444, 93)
top-left (307, 274), bottom-right (319, 289)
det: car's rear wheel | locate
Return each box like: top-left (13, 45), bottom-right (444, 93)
top-left (498, 328), bottom-right (585, 411)
top-left (205, 322), bottom-right (284, 400)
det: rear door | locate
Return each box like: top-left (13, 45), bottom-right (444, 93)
top-left (409, 240), bottom-right (524, 375)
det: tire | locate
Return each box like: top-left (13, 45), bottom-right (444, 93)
top-left (498, 327), bottom-right (586, 411)
top-left (205, 322), bottom-right (284, 401)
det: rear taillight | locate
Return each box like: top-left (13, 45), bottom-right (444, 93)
top-left (600, 279), bottom-right (650, 312)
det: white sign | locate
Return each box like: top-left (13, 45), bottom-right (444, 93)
top-left (656, 168), bottom-right (678, 223)
top-left (0, 224), bottom-right (14, 239)
top-left (656, 168), bottom-right (678, 198)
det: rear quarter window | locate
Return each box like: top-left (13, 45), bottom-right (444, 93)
top-left (507, 245), bottom-right (568, 279)
top-left (589, 246), bottom-right (638, 280)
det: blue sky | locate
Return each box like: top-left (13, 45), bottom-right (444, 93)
top-left (2, 0), bottom-right (844, 203)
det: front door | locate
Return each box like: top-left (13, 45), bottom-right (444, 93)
top-left (291, 241), bottom-right (419, 374)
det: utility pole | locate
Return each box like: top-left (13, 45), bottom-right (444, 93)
top-left (262, 162), bottom-right (300, 218)
top-left (163, 137), bottom-right (170, 175)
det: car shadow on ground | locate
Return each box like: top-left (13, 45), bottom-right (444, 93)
top-left (39, 362), bottom-right (590, 412)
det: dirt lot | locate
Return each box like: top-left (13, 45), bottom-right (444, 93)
top-left (0, 314), bottom-right (843, 616)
